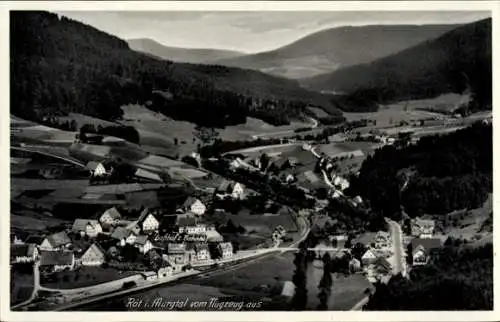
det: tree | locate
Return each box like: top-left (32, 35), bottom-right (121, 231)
top-left (291, 242), bottom-right (309, 310)
top-left (317, 253), bottom-right (333, 310)
top-left (193, 126), bottom-right (219, 146)
top-left (174, 137), bottom-right (178, 146)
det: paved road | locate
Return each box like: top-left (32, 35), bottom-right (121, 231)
top-left (387, 219), bottom-right (407, 277)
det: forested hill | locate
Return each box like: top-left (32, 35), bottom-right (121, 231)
top-left (302, 18), bottom-right (492, 112)
top-left (10, 11), bottom-right (344, 127)
top-left (348, 122), bottom-right (492, 220)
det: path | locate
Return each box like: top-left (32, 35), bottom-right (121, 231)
top-left (12, 146), bottom-right (86, 168)
top-left (222, 142), bottom-right (301, 156)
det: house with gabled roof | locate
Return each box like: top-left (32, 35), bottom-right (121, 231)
top-left (411, 218), bottom-right (436, 238)
top-left (40, 232), bottom-right (72, 251)
top-left (215, 180), bottom-right (244, 199)
top-left (111, 227), bottom-right (137, 246)
top-left (177, 197), bottom-right (206, 216)
top-left (79, 243), bottom-right (107, 266)
top-left (11, 244), bottom-right (39, 264)
top-left (411, 238), bottom-right (442, 266)
top-left (99, 207), bottom-right (122, 227)
top-left (137, 208), bottom-right (159, 233)
top-left (193, 243), bottom-right (210, 262)
top-left (86, 161), bottom-right (110, 177)
top-left (72, 219), bottom-right (103, 238)
top-left (40, 251), bottom-right (75, 272)
top-left (361, 249), bottom-right (377, 265)
top-left (134, 235), bottom-right (153, 254)
top-left (217, 242), bottom-right (233, 259)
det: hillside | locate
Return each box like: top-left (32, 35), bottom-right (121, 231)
top-left (10, 11), bottom-right (343, 128)
top-left (213, 24), bottom-right (458, 79)
top-left (127, 38), bottom-right (245, 64)
top-left (302, 18), bottom-right (492, 111)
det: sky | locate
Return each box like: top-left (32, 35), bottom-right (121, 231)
top-left (57, 11), bottom-right (491, 53)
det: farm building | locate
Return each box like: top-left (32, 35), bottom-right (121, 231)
top-left (40, 251), bottom-right (75, 272)
top-left (71, 219), bottom-right (103, 238)
top-left (79, 243), bottom-right (107, 266)
top-left (11, 244), bottom-right (39, 264)
top-left (40, 232), bottom-right (72, 251)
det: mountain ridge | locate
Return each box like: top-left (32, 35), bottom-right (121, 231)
top-left (127, 38), bottom-right (246, 64)
top-left (301, 18), bottom-right (492, 111)
top-left (212, 24), bottom-right (460, 79)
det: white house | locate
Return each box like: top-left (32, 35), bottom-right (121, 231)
top-left (332, 175), bottom-right (350, 191)
top-left (411, 218), bottom-right (436, 239)
top-left (137, 208), bottom-right (160, 233)
top-left (86, 161), bottom-right (109, 177)
top-left (194, 244), bottom-right (211, 262)
top-left (217, 242), bottom-right (233, 259)
top-left (40, 232), bottom-right (72, 251)
top-left (71, 219), bottom-right (103, 238)
top-left (411, 238), bottom-right (442, 266)
top-left (361, 249), bottom-right (377, 265)
top-left (79, 243), bottom-right (107, 266)
top-left (99, 206), bottom-right (122, 227)
top-left (215, 180), bottom-right (245, 199)
top-left (179, 224), bottom-right (207, 235)
top-left (11, 244), bottom-right (39, 264)
top-left (134, 235), bottom-right (153, 254)
top-left (178, 197), bottom-right (206, 216)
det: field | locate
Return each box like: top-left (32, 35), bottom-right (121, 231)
top-left (307, 106), bottom-right (330, 119)
top-left (11, 211), bottom-right (68, 232)
top-left (194, 252), bottom-right (373, 310)
top-left (40, 267), bottom-right (138, 289)
top-left (11, 116), bottom-right (77, 144)
top-left (343, 93), bottom-right (469, 127)
top-left (58, 113), bottom-right (116, 128)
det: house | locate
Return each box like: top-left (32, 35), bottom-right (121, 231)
top-left (229, 159), bottom-right (240, 170)
top-left (165, 243), bottom-right (188, 271)
top-left (179, 223), bottom-right (207, 235)
top-left (134, 235), bottom-right (153, 254)
top-left (40, 251), bottom-right (75, 272)
top-left (71, 219), bottom-right (103, 238)
top-left (353, 232), bottom-right (377, 248)
top-left (411, 238), bottom-right (442, 266)
top-left (215, 180), bottom-right (245, 199)
top-left (373, 257), bottom-right (393, 275)
top-left (361, 249), bottom-right (377, 265)
top-left (125, 221), bottom-right (142, 235)
top-left (86, 161), bottom-right (109, 177)
top-left (332, 175), bottom-right (350, 191)
top-left (111, 227), bottom-right (137, 246)
top-left (280, 172), bottom-right (296, 184)
top-left (194, 243), bottom-right (211, 262)
top-left (10, 233), bottom-right (27, 245)
top-left (11, 244), bottom-right (39, 263)
top-left (79, 243), bottom-right (107, 266)
top-left (205, 228), bottom-right (224, 243)
top-left (374, 231), bottom-right (391, 249)
top-left (349, 258), bottom-right (362, 273)
top-left (178, 197), bottom-right (206, 216)
top-left (281, 281), bottom-right (295, 297)
top-left (157, 262), bottom-right (173, 278)
top-left (40, 232), bottom-right (72, 251)
top-left (411, 218), bottom-right (436, 238)
top-left (99, 207), bottom-right (122, 227)
top-left (329, 235), bottom-right (347, 249)
top-left (142, 271), bottom-right (158, 281)
top-left (217, 242), bottom-right (233, 259)
top-left (134, 168), bottom-right (163, 183)
top-left (137, 208), bottom-right (160, 233)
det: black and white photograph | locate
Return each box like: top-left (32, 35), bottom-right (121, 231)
top-left (4, 1), bottom-right (495, 317)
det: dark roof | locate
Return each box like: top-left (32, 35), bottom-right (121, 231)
top-left (216, 180), bottom-right (232, 193)
top-left (135, 235), bottom-right (149, 245)
top-left (176, 215), bottom-right (197, 227)
top-left (138, 208), bottom-right (156, 223)
top-left (40, 251), bottom-right (74, 266)
top-left (72, 219), bottom-right (101, 232)
top-left (111, 227), bottom-right (134, 240)
top-left (11, 244), bottom-right (37, 258)
top-left (25, 235), bottom-right (44, 245)
top-left (375, 257), bottom-right (392, 272)
top-left (411, 238), bottom-right (442, 256)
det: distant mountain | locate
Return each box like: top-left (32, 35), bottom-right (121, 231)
top-left (213, 24), bottom-right (459, 79)
top-left (127, 38), bottom-right (245, 64)
top-left (302, 18), bottom-right (492, 111)
top-left (11, 11), bottom-right (344, 129)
